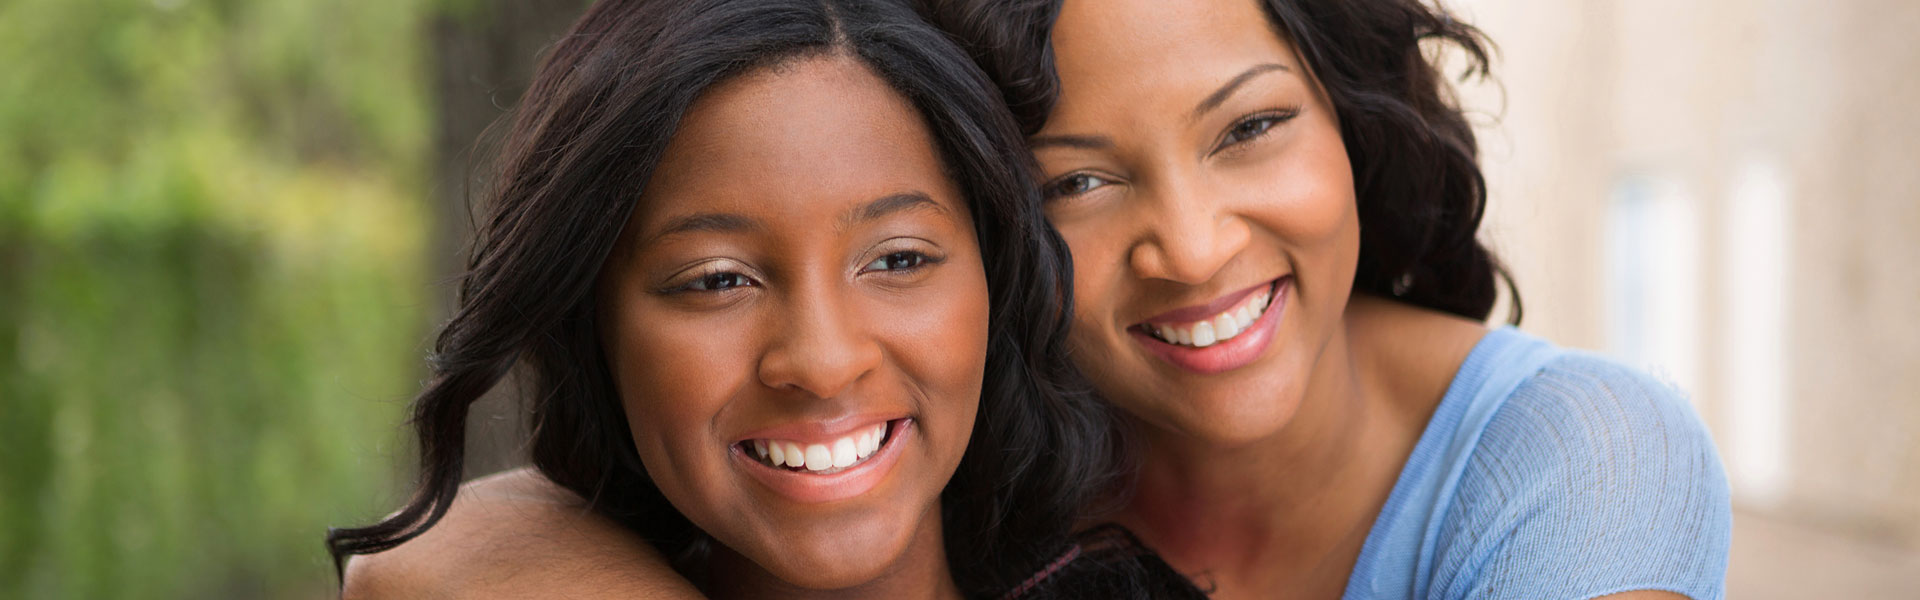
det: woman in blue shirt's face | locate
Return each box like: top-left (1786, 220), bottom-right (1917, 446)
top-left (1016, 0), bottom-right (1508, 596)
top-left (1031, 0), bottom-right (1359, 448)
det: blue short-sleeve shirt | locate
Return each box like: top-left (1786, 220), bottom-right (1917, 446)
top-left (1342, 327), bottom-right (1732, 600)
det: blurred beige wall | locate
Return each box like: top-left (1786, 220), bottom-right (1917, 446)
top-left (1448, 0), bottom-right (1920, 594)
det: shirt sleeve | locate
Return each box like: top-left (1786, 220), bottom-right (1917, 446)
top-left (1426, 354), bottom-right (1733, 600)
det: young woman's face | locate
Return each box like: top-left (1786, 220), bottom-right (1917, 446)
top-left (599, 55), bottom-right (988, 590)
top-left (1034, 0), bottom-right (1359, 445)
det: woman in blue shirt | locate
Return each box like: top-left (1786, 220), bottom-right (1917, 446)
top-left (348, 0), bottom-right (1732, 597)
top-left (916, 0), bottom-right (1734, 597)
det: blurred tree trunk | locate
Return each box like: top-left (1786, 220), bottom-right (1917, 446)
top-left (430, 1), bottom-right (588, 479)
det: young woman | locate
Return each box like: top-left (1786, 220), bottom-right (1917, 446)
top-left (327, 0), bottom-right (1202, 598)
top-left (921, 1), bottom-right (1732, 597)
top-left (354, 0), bottom-right (1734, 598)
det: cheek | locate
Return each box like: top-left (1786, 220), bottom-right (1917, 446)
top-left (1051, 218), bottom-right (1127, 329)
top-left (1040, 219), bottom-right (1136, 395)
top-left (1255, 128), bottom-right (1355, 249)
top-left (1244, 126), bottom-right (1360, 301)
top-left (886, 262), bottom-right (990, 447)
top-left (603, 300), bottom-right (752, 498)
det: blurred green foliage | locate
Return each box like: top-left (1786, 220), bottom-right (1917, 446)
top-left (1, 0), bottom-right (447, 596)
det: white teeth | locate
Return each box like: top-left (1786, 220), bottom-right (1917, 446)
top-left (854, 424), bottom-right (876, 458)
top-left (750, 422), bottom-right (893, 472)
top-left (831, 438), bottom-right (858, 468)
top-left (1192, 321), bottom-right (1217, 347)
top-left (783, 442), bottom-right (805, 468)
top-left (1214, 313), bottom-right (1240, 340)
top-left (804, 444), bottom-right (833, 471)
top-left (857, 423), bottom-right (885, 458)
top-left (1144, 283), bottom-right (1279, 348)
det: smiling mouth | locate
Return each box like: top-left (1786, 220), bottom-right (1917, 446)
top-left (1136, 278), bottom-right (1283, 348)
top-left (738, 419), bottom-right (902, 475)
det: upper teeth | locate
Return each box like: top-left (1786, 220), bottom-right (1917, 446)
top-left (1146, 286), bottom-right (1273, 348)
top-left (749, 422), bottom-right (889, 473)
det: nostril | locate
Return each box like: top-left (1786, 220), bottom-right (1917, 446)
top-left (756, 337), bottom-right (882, 398)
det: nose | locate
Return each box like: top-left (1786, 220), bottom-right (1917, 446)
top-left (1129, 175), bottom-right (1250, 284)
top-left (756, 287), bottom-right (883, 399)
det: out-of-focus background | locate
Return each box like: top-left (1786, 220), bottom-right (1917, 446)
top-left (2, 0), bottom-right (583, 597)
top-left (1453, 0), bottom-right (1920, 596)
top-left (0, 0), bottom-right (1913, 598)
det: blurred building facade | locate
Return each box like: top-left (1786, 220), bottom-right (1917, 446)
top-left (1450, 0), bottom-right (1920, 595)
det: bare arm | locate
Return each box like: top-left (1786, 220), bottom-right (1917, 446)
top-left (342, 467), bottom-right (705, 600)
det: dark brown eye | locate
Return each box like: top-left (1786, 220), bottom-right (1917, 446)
top-left (1217, 109), bottom-right (1301, 151)
top-left (1044, 173), bottom-right (1112, 200)
top-left (1224, 115), bottom-right (1280, 145)
top-left (865, 251), bottom-right (929, 272)
top-left (690, 272), bottom-right (751, 291)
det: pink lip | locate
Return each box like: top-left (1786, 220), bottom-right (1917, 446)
top-left (733, 413), bottom-right (904, 446)
top-left (1139, 279), bottom-right (1276, 324)
top-left (1130, 277), bottom-right (1289, 375)
top-left (734, 418), bottom-right (913, 504)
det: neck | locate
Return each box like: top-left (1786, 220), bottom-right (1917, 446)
top-left (1115, 310), bottom-right (1431, 596)
top-left (705, 503), bottom-right (963, 600)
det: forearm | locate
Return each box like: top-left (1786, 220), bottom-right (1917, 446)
top-left (341, 468), bottom-right (703, 599)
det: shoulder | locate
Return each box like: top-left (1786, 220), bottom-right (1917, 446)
top-left (1466, 350), bottom-right (1733, 525)
top-left (1500, 353), bottom-right (1712, 445)
top-left (1465, 351), bottom-right (1732, 540)
top-left (341, 468), bottom-right (704, 600)
top-left (1426, 351), bottom-right (1733, 599)
top-left (1489, 352), bottom-right (1723, 478)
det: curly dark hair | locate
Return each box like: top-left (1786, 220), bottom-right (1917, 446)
top-left (324, 0), bottom-right (1201, 596)
top-left (920, 0), bottom-right (1521, 323)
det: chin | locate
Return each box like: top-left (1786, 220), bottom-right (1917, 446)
top-left (760, 554), bottom-right (897, 591)
top-left (1172, 388), bottom-right (1305, 447)
top-left (1113, 357), bottom-right (1310, 448)
top-left (729, 500), bottom-right (929, 591)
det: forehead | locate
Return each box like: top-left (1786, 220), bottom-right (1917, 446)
top-left (1047, 0), bottom-right (1303, 118)
top-left (637, 54), bottom-right (959, 231)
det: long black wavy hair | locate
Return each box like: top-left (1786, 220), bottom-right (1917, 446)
top-left (920, 0), bottom-right (1521, 323)
top-left (324, 0), bottom-right (1204, 596)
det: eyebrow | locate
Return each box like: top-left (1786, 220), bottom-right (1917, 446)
top-left (841, 192), bottom-right (945, 229)
top-left (648, 212), bottom-right (762, 244)
top-left (1027, 63), bottom-right (1294, 151)
top-left (1028, 133), bottom-right (1113, 152)
top-left (645, 192), bottom-right (943, 245)
top-left (1190, 63), bottom-right (1291, 122)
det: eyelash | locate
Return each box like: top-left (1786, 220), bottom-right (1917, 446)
top-left (1212, 107), bottom-right (1299, 154)
top-left (1040, 107), bottom-right (1302, 201)
top-left (664, 250), bottom-right (940, 295)
top-left (673, 267), bottom-right (757, 293)
top-left (1042, 173), bottom-right (1111, 201)
top-left (864, 250), bottom-right (939, 273)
